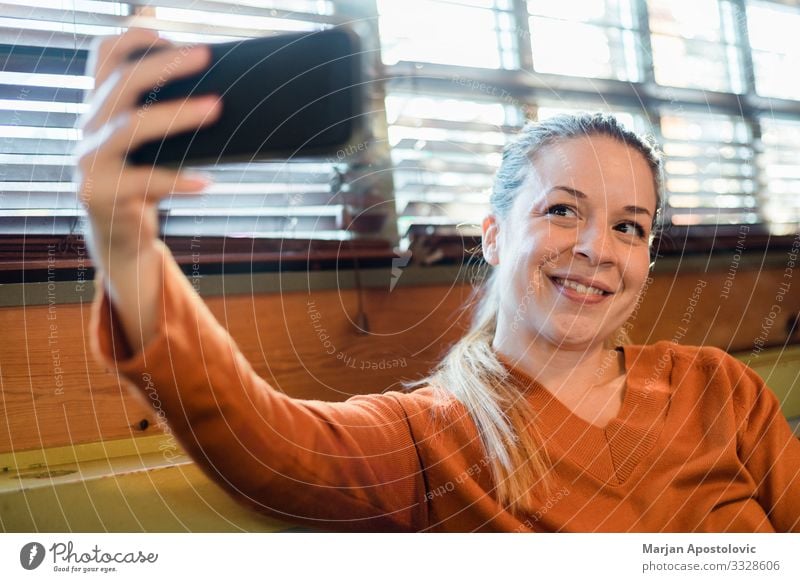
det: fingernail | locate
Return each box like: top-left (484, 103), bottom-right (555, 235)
top-left (197, 96), bottom-right (221, 114)
top-left (185, 171), bottom-right (214, 185)
top-left (187, 44), bottom-right (209, 59)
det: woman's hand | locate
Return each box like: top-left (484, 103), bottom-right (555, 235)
top-left (76, 28), bottom-right (221, 354)
top-left (76, 27), bottom-right (220, 260)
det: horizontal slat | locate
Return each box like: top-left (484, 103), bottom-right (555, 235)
top-left (0, 181), bottom-right (332, 197)
top-left (0, 16), bottom-right (121, 44)
top-left (390, 113), bottom-right (518, 135)
top-left (667, 193), bottom-right (758, 209)
top-left (392, 178), bottom-right (493, 192)
top-left (126, 0), bottom-right (335, 24)
top-left (1, 191), bottom-right (342, 211)
top-left (669, 212), bottom-right (761, 226)
top-left (121, 14), bottom-right (320, 39)
top-left (393, 158), bottom-right (495, 174)
top-left (0, 82), bottom-right (84, 103)
top-left (0, 163), bottom-right (336, 184)
top-left (392, 137), bottom-right (503, 156)
top-left (662, 144), bottom-right (755, 160)
top-left (0, 5), bottom-right (332, 40)
top-left (0, 43), bottom-right (87, 76)
top-left (0, 204), bottom-right (344, 217)
top-left (662, 137), bottom-right (752, 149)
top-left (0, 215), bottom-right (346, 236)
top-left (395, 190), bottom-right (490, 205)
top-left (0, 30), bottom-right (100, 54)
top-left (0, 163), bottom-right (74, 180)
top-left (165, 205), bottom-right (343, 217)
top-left (0, 109), bottom-right (78, 127)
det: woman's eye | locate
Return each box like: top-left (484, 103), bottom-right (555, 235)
top-left (615, 221), bottom-right (646, 238)
top-left (546, 204), bottom-right (577, 218)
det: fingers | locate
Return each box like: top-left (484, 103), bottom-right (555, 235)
top-left (86, 28), bottom-right (169, 90)
top-left (83, 44), bottom-right (212, 134)
top-left (129, 166), bottom-right (214, 203)
top-left (78, 162), bottom-right (212, 216)
top-left (102, 94), bottom-right (221, 158)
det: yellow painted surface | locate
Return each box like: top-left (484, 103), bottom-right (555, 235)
top-left (0, 436), bottom-right (303, 532)
top-left (733, 345), bottom-right (800, 419)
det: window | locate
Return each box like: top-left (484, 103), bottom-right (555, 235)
top-left (527, 0), bottom-right (642, 81)
top-left (659, 110), bottom-right (758, 227)
top-left (3, 0), bottom-right (800, 273)
top-left (377, 0), bottom-right (519, 69)
top-left (647, 0), bottom-right (745, 93)
top-left (0, 0), bottom-right (392, 253)
top-left (380, 0), bottom-right (800, 251)
top-left (759, 116), bottom-right (800, 233)
top-left (385, 87), bottom-right (523, 240)
top-left (746, 0), bottom-right (800, 101)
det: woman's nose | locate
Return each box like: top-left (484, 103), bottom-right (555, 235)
top-left (573, 224), bottom-right (615, 266)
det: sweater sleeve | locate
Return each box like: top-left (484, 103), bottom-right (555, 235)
top-left (88, 239), bottom-right (428, 532)
top-left (728, 355), bottom-right (800, 532)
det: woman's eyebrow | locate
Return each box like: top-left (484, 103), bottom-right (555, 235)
top-left (548, 185), bottom-right (652, 217)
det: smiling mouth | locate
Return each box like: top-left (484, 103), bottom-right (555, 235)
top-left (549, 276), bottom-right (613, 298)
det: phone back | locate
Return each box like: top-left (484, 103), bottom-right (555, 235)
top-left (128, 27), bottom-right (363, 166)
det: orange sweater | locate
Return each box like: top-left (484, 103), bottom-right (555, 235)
top-left (90, 240), bottom-right (800, 532)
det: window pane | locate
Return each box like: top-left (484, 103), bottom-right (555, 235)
top-left (648, 0), bottom-right (743, 92)
top-left (759, 116), bottom-right (800, 234)
top-left (528, 0), bottom-right (636, 27)
top-left (747, 1), bottom-right (800, 100)
top-left (650, 35), bottom-right (741, 92)
top-left (660, 111), bottom-right (758, 227)
top-left (385, 90), bottom-right (522, 236)
top-left (529, 17), bottom-right (640, 80)
top-left (377, 0), bottom-right (517, 69)
top-left (648, 0), bottom-right (723, 41)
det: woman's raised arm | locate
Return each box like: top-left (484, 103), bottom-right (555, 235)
top-left (76, 28), bottom-right (220, 355)
top-left (82, 30), bottom-right (428, 532)
top-left (89, 237), bottom-right (428, 531)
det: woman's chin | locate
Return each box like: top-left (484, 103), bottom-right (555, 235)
top-left (541, 323), bottom-right (612, 350)
top-left (505, 315), bottom-right (617, 351)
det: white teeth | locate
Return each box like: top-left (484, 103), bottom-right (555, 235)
top-left (554, 277), bottom-right (606, 296)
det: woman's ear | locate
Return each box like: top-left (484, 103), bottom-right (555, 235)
top-left (482, 214), bottom-right (501, 266)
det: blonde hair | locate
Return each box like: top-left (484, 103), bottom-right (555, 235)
top-left (404, 113), bottom-right (664, 514)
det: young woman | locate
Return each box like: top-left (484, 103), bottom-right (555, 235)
top-left (80, 29), bottom-right (800, 532)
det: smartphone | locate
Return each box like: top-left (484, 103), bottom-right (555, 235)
top-left (126, 26), bottom-right (364, 166)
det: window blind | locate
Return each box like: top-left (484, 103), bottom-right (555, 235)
top-left (659, 109), bottom-right (759, 227)
top-left (385, 86), bottom-right (524, 241)
top-left (759, 116), bottom-right (800, 234)
top-left (380, 0), bottom-right (800, 245)
top-left (0, 0), bottom-right (391, 243)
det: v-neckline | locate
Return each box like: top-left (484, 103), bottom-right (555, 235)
top-left (496, 344), bottom-right (672, 485)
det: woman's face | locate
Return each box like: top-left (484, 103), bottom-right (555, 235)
top-left (483, 134), bottom-right (657, 352)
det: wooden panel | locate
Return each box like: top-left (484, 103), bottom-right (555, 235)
top-left (0, 283), bottom-right (473, 454)
top-left (629, 266), bottom-right (800, 351)
top-left (1, 261), bottom-right (798, 454)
